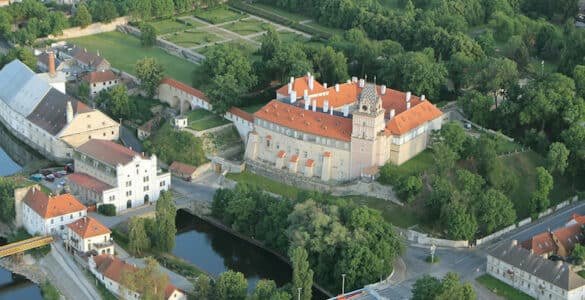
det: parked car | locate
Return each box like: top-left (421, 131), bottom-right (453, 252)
top-left (54, 170), bottom-right (67, 178)
top-left (45, 174), bottom-right (55, 182)
top-left (40, 169), bottom-right (52, 176)
top-left (29, 174), bottom-right (43, 182)
top-left (64, 163), bottom-right (74, 173)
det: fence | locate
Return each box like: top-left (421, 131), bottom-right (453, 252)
top-left (399, 228), bottom-right (469, 248)
top-left (475, 223), bottom-right (517, 246)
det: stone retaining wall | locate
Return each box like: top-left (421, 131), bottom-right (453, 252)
top-left (39, 17), bottom-right (129, 41)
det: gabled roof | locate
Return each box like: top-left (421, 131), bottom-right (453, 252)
top-left (160, 78), bottom-right (208, 101)
top-left (92, 254), bottom-right (136, 283)
top-left (568, 214), bottom-right (585, 227)
top-left (386, 101), bottom-right (443, 135)
top-left (67, 216), bottom-right (111, 238)
top-left (71, 47), bottom-right (108, 67)
top-left (169, 161), bottom-right (197, 175)
top-left (23, 187), bottom-right (86, 219)
top-left (255, 100), bottom-right (352, 142)
top-left (228, 107), bottom-right (254, 122)
top-left (82, 70), bottom-right (117, 83)
top-left (0, 59), bottom-right (51, 116)
top-left (489, 241), bottom-right (585, 291)
top-left (37, 52), bottom-right (62, 68)
top-left (67, 172), bottom-right (113, 193)
top-left (521, 231), bottom-right (556, 256)
top-left (277, 75), bottom-right (327, 97)
top-left (26, 88), bottom-right (91, 135)
top-left (77, 139), bottom-right (144, 166)
top-left (521, 224), bottom-right (584, 257)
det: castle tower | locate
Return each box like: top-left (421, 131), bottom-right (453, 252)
top-left (350, 83), bottom-right (386, 178)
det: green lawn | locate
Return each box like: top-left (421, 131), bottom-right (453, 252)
top-left (352, 197), bottom-right (419, 228)
top-left (151, 19), bottom-right (190, 34)
top-left (248, 3), bottom-right (307, 22)
top-left (66, 31), bottom-right (197, 84)
top-left (195, 7), bottom-right (246, 24)
top-left (476, 275), bottom-right (534, 300)
top-left (391, 150), bottom-right (435, 179)
top-left (164, 29), bottom-right (224, 48)
top-left (186, 108), bottom-right (229, 131)
top-left (221, 18), bottom-right (272, 36)
top-left (238, 103), bottom-right (264, 113)
top-left (226, 170), bottom-right (304, 199)
top-left (146, 122), bottom-right (207, 165)
top-left (278, 31), bottom-right (310, 43)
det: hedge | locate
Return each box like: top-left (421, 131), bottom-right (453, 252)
top-left (98, 204), bottom-right (116, 216)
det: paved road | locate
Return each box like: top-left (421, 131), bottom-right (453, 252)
top-left (120, 125), bottom-right (143, 153)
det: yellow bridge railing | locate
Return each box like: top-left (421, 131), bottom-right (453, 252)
top-left (0, 236), bottom-right (53, 258)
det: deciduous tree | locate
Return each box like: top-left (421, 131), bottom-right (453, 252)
top-left (477, 189), bottom-right (516, 233)
top-left (140, 23), bottom-right (158, 47)
top-left (530, 167), bottom-right (553, 213)
top-left (128, 217), bottom-right (150, 255)
top-left (547, 142), bottom-right (570, 176)
top-left (73, 4), bottom-right (92, 28)
top-left (154, 190), bottom-right (176, 252)
top-left (135, 57), bottom-right (165, 98)
top-left (216, 271), bottom-right (247, 300)
top-left (291, 247), bottom-right (313, 300)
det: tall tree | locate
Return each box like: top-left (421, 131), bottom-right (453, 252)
top-left (1, 47), bottom-right (37, 70)
top-left (73, 3), bottom-right (92, 28)
top-left (96, 84), bottom-right (133, 119)
top-left (291, 247), bottom-right (313, 300)
top-left (574, 65), bottom-right (585, 99)
top-left (216, 271), bottom-right (247, 300)
top-left (530, 167), bottom-right (554, 213)
top-left (154, 190), bottom-right (176, 252)
top-left (474, 57), bottom-right (519, 108)
top-left (129, 0), bottom-right (152, 20)
top-left (476, 189), bottom-right (516, 233)
top-left (250, 280), bottom-right (286, 300)
top-left (268, 43), bottom-right (313, 83)
top-left (0, 178), bottom-right (16, 223)
top-left (128, 217), bottom-right (151, 255)
top-left (140, 22), bottom-right (158, 47)
top-left (312, 46), bottom-right (349, 85)
top-left (0, 10), bottom-right (12, 37)
top-left (193, 275), bottom-right (213, 300)
top-left (547, 142), bottom-right (570, 176)
top-left (259, 26), bottom-right (281, 61)
top-left (135, 57), bottom-right (165, 98)
top-left (433, 142), bottom-right (458, 175)
top-left (412, 272), bottom-right (475, 300)
top-left (442, 200), bottom-right (477, 240)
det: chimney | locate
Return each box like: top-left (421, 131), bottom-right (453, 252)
top-left (287, 83), bottom-right (292, 95)
top-left (406, 102), bottom-right (411, 110)
top-left (381, 85), bottom-right (386, 95)
top-left (303, 89), bottom-right (309, 100)
top-left (323, 100), bottom-right (329, 113)
top-left (312, 100), bottom-right (317, 112)
top-left (352, 76), bottom-right (358, 83)
top-left (343, 104), bottom-right (349, 117)
top-left (389, 109), bottom-right (395, 119)
top-left (290, 90), bottom-right (297, 104)
top-left (48, 51), bottom-right (56, 77)
top-left (330, 107), bottom-right (334, 115)
top-left (406, 91), bottom-right (411, 102)
top-left (308, 75), bottom-right (314, 91)
top-left (324, 83), bottom-right (328, 89)
top-left (421, 95), bottom-right (426, 101)
top-left (66, 100), bottom-right (74, 123)
top-left (304, 99), bottom-right (310, 110)
top-left (335, 84), bottom-right (340, 92)
top-left (359, 79), bottom-right (365, 88)
top-left (290, 76), bottom-right (294, 84)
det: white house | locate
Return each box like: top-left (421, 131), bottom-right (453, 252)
top-left (81, 70), bottom-right (120, 97)
top-left (89, 254), bottom-right (187, 300)
top-left (22, 186), bottom-right (87, 236)
top-left (66, 216), bottom-right (113, 255)
top-left (487, 240), bottom-right (585, 300)
top-left (68, 139), bottom-right (171, 212)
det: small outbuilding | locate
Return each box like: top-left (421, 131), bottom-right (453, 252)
top-left (168, 161), bottom-right (198, 181)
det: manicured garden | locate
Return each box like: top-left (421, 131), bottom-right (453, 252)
top-left (197, 40), bottom-right (259, 60)
top-left (163, 29), bottom-right (223, 48)
top-left (476, 274), bottom-right (534, 300)
top-left (186, 108), bottom-right (230, 131)
top-left (66, 31), bottom-right (197, 84)
top-left (194, 7), bottom-right (246, 24)
top-left (151, 19), bottom-right (191, 35)
top-left (220, 18), bottom-right (272, 35)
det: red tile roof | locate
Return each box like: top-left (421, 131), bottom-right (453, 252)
top-left (290, 154), bottom-right (299, 163)
top-left (169, 161), bottom-right (197, 175)
top-left (555, 224), bottom-right (584, 253)
top-left (276, 75), bottom-right (327, 97)
top-left (161, 78), bottom-right (208, 101)
top-left (255, 100), bottom-right (352, 142)
top-left (228, 107), bottom-right (254, 123)
top-left (165, 284), bottom-right (183, 299)
top-left (277, 150), bottom-right (286, 158)
top-left (67, 173), bottom-right (113, 193)
top-left (521, 232), bottom-right (556, 256)
top-left (138, 116), bottom-right (161, 133)
top-left (92, 254), bottom-right (136, 283)
top-left (324, 151), bottom-right (331, 157)
top-left (77, 139), bottom-right (144, 166)
top-left (75, 101), bottom-right (93, 114)
top-left (23, 187), bottom-right (86, 219)
top-left (569, 214), bottom-right (585, 226)
top-left (386, 101), bottom-right (443, 135)
top-left (67, 216), bottom-right (111, 238)
top-left (305, 159), bottom-right (315, 167)
top-left (522, 224), bottom-right (585, 257)
top-left (82, 70), bottom-right (117, 83)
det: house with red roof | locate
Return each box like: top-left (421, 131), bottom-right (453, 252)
top-left (81, 70), bottom-right (120, 97)
top-left (66, 216), bottom-right (113, 255)
top-left (521, 223), bottom-right (584, 259)
top-left (20, 186), bottom-right (87, 236)
top-left (245, 74), bottom-right (444, 181)
top-left (68, 139), bottom-right (171, 212)
top-left (89, 254), bottom-right (187, 300)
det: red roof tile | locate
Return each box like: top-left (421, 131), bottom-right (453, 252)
top-left (77, 139), bottom-right (144, 166)
top-left (82, 70), bottom-right (117, 83)
top-left (255, 100), bottom-right (352, 142)
top-left (521, 232), bottom-right (556, 256)
top-left (324, 151), bottom-right (331, 157)
top-left (161, 78), bottom-right (208, 101)
top-left (276, 75), bottom-right (327, 97)
top-left (277, 150), bottom-right (286, 158)
top-left (386, 101), bottom-right (443, 135)
top-left (569, 214), bottom-right (585, 226)
top-left (23, 188), bottom-right (86, 219)
top-left (67, 216), bottom-right (111, 238)
top-left (67, 173), bottom-right (113, 193)
top-left (92, 254), bottom-right (136, 282)
top-left (555, 224), bottom-right (584, 253)
top-left (228, 107), bottom-right (254, 122)
top-left (290, 154), bottom-right (299, 163)
top-left (169, 161), bottom-right (197, 175)
top-left (305, 159), bottom-right (315, 167)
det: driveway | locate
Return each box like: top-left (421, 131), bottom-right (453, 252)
top-left (119, 125), bottom-right (143, 153)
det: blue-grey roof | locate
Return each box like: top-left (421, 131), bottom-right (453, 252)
top-left (0, 60), bottom-right (51, 116)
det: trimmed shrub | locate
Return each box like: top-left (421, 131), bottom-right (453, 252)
top-left (98, 204), bottom-right (116, 216)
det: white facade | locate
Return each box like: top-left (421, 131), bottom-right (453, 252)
top-left (22, 204), bottom-right (86, 236)
top-left (89, 78), bottom-right (119, 97)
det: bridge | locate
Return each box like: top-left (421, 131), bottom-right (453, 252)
top-left (0, 236), bottom-right (53, 258)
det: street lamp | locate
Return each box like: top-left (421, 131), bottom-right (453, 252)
top-left (341, 273), bottom-right (346, 295)
top-left (297, 287), bottom-right (302, 300)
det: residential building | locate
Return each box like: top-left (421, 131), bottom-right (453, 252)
top-left (0, 59), bottom-right (120, 162)
top-left (68, 139), bottom-right (171, 212)
top-left (168, 161), bottom-right (198, 181)
top-left (487, 240), bottom-right (585, 300)
top-left (245, 74), bottom-right (444, 182)
top-left (56, 44), bottom-right (111, 72)
top-left (89, 254), bottom-right (187, 300)
top-left (82, 70), bottom-right (120, 97)
top-left (20, 186), bottom-right (87, 236)
top-left (66, 216), bottom-right (113, 255)
top-left (521, 224), bottom-right (584, 259)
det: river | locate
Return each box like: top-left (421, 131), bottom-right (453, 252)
top-left (173, 210), bottom-right (329, 299)
top-left (0, 142), bottom-right (43, 299)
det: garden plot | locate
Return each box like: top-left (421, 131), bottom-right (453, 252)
top-left (163, 29), bottom-right (225, 48)
top-left (194, 7), bottom-right (246, 24)
top-left (220, 18), bottom-right (273, 36)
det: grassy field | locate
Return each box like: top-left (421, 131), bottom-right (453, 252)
top-left (195, 7), bottom-right (246, 24)
top-left (249, 3), bottom-right (307, 22)
top-left (186, 108), bottom-right (230, 131)
top-left (226, 170), bottom-right (304, 199)
top-left (352, 197), bottom-right (420, 228)
top-left (221, 18), bottom-right (272, 36)
top-left (66, 31), bottom-right (197, 84)
top-left (476, 275), bottom-right (534, 300)
top-left (278, 31), bottom-right (310, 43)
top-left (151, 19), bottom-right (190, 34)
top-left (164, 29), bottom-right (224, 48)
top-left (390, 150), bottom-right (435, 179)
